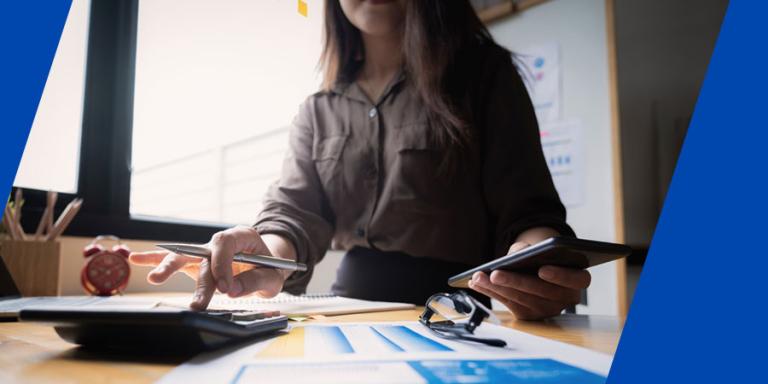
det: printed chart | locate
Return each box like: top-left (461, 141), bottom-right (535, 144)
top-left (158, 322), bottom-right (613, 384)
top-left (306, 325), bottom-right (453, 354)
top-left (257, 324), bottom-right (456, 358)
top-left (233, 359), bottom-right (605, 384)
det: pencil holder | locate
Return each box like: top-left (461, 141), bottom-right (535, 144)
top-left (0, 239), bottom-right (61, 296)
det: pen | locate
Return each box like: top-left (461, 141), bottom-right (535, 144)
top-left (156, 243), bottom-right (308, 272)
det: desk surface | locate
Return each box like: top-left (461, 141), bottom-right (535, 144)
top-left (0, 310), bottom-right (623, 383)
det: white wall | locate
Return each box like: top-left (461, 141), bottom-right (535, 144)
top-left (305, 251), bottom-right (343, 294)
top-left (488, 0), bottom-right (620, 315)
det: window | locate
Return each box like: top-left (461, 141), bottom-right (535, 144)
top-left (14, 0), bottom-right (323, 242)
top-left (14, 0), bottom-right (90, 193)
top-left (130, 0), bottom-right (324, 225)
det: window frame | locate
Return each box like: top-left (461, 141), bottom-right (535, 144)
top-left (18, 0), bottom-right (226, 243)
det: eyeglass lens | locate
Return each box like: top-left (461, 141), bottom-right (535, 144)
top-left (429, 295), bottom-right (472, 323)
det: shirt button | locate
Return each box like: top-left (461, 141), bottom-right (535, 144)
top-left (355, 228), bottom-right (366, 238)
top-left (368, 108), bottom-right (377, 119)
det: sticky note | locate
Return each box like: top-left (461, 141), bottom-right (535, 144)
top-left (298, 0), bottom-right (308, 17)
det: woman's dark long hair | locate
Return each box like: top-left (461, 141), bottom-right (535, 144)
top-left (321, 0), bottom-right (497, 157)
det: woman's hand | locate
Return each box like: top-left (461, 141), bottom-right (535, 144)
top-left (129, 226), bottom-right (292, 310)
top-left (468, 241), bottom-right (591, 320)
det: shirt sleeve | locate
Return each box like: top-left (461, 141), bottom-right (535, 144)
top-left (482, 52), bottom-right (575, 258)
top-left (254, 99), bottom-right (335, 294)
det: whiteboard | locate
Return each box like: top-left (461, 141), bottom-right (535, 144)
top-left (488, 0), bottom-right (621, 315)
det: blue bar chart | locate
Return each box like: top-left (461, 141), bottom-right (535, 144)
top-left (304, 325), bottom-right (453, 356)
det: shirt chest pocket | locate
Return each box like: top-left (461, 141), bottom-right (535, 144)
top-left (392, 123), bottom-right (450, 212)
top-left (312, 134), bottom-right (349, 188)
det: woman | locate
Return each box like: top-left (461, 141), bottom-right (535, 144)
top-left (130, 0), bottom-right (591, 320)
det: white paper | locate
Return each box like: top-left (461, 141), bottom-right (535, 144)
top-left (540, 120), bottom-right (586, 207)
top-left (236, 361), bottom-right (425, 384)
top-left (0, 295), bottom-right (166, 315)
top-left (518, 42), bottom-right (562, 124)
top-left (158, 322), bottom-right (613, 384)
top-left (157, 293), bottom-right (414, 316)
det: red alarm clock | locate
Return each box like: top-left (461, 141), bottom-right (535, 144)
top-left (81, 235), bottom-right (131, 296)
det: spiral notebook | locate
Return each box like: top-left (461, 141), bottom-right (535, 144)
top-left (158, 293), bottom-right (415, 317)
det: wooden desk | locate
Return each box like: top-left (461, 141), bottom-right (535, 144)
top-left (0, 311), bottom-right (623, 383)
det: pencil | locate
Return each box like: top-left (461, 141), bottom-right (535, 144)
top-left (45, 195), bottom-right (55, 234)
top-left (14, 189), bottom-right (22, 222)
top-left (46, 198), bottom-right (82, 241)
top-left (4, 205), bottom-right (20, 240)
top-left (3, 206), bottom-right (17, 240)
top-left (14, 215), bottom-right (27, 240)
top-left (34, 205), bottom-right (50, 240)
top-left (11, 193), bottom-right (27, 241)
top-left (34, 191), bottom-right (57, 240)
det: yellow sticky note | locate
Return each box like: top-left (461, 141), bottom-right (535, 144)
top-left (298, 0), bottom-right (308, 17)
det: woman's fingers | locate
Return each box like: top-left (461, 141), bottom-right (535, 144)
top-left (507, 241), bottom-right (531, 254)
top-left (130, 251), bottom-right (199, 285)
top-left (470, 272), bottom-right (565, 318)
top-left (209, 231), bottom-right (237, 294)
top-left (128, 250), bottom-right (170, 267)
top-left (229, 268), bottom-right (284, 298)
top-left (468, 276), bottom-right (541, 320)
top-left (489, 270), bottom-right (581, 304)
top-left (191, 259), bottom-right (216, 311)
top-left (146, 253), bottom-right (198, 285)
top-left (209, 226), bottom-right (272, 295)
top-left (538, 265), bottom-right (592, 290)
top-left (131, 226), bottom-right (280, 310)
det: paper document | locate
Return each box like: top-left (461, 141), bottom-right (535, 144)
top-left (158, 293), bottom-right (415, 316)
top-left (232, 359), bottom-right (604, 384)
top-left (1, 293), bottom-right (413, 318)
top-left (159, 321), bottom-right (612, 383)
top-left (0, 295), bottom-right (164, 317)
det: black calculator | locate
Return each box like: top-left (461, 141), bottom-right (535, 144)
top-left (19, 307), bottom-right (288, 353)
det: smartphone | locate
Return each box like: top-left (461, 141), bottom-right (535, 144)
top-left (448, 237), bottom-right (632, 288)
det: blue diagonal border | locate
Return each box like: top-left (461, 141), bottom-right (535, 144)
top-left (0, 1), bottom-right (73, 200)
top-left (608, 1), bottom-right (768, 382)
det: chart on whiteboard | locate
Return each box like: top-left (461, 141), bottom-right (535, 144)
top-left (540, 120), bottom-right (586, 207)
top-left (518, 42), bottom-right (562, 124)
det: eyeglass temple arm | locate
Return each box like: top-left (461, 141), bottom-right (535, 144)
top-left (463, 335), bottom-right (507, 348)
top-left (466, 306), bottom-right (491, 331)
top-left (420, 307), bottom-right (434, 319)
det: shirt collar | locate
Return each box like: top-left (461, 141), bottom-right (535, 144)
top-left (331, 68), bottom-right (407, 105)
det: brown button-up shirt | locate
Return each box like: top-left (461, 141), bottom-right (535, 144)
top-left (255, 46), bottom-right (573, 293)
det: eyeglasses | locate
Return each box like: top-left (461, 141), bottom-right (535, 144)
top-left (419, 291), bottom-right (507, 347)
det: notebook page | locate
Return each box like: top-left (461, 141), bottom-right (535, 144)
top-left (158, 293), bottom-right (414, 317)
